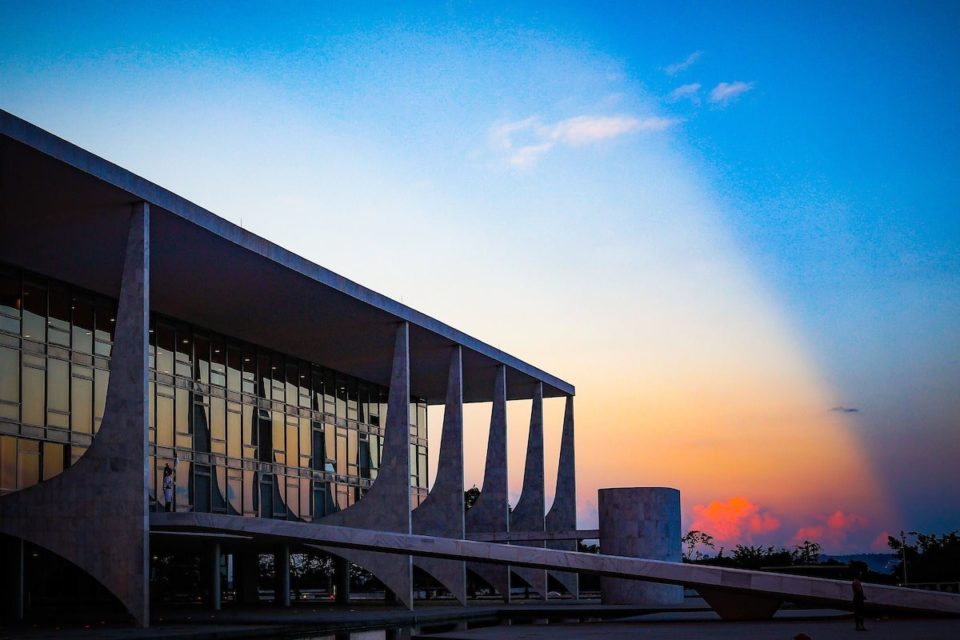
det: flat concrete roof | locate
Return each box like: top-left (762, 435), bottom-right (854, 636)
top-left (0, 109), bottom-right (573, 403)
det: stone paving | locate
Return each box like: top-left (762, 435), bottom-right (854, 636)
top-left (1, 602), bottom-right (959, 640)
top-left (419, 615), bottom-right (960, 640)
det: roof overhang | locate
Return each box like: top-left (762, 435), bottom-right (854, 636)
top-left (0, 109), bottom-right (574, 403)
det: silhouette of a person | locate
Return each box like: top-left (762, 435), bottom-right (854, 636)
top-left (852, 574), bottom-right (867, 630)
top-left (162, 463), bottom-right (175, 512)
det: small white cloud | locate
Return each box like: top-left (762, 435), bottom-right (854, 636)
top-left (491, 114), bottom-right (680, 167)
top-left (709, 81), bottom-right (754, 105)
top-left (551, 115), bottom-right (645, 145)
top-left (668, 83), bottom-right (702, 103)
top-left (664, 51), bottom-right (702, 75)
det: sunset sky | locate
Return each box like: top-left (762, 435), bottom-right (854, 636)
top-left (2, 2), bottom-right (958, 553)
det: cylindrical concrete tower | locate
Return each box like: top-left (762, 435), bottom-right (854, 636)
top-left (598, 487), bottom-right (683, 605)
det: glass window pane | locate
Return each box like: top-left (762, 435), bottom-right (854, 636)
top-left (175, 388), bottom-right (190, 434)
top-left (323, 370), bottom-right (335, 415)
top-left (174, 330), bottom-right (192, 378)
top-left (210, 340), bottom-right (226, 387)
top-left (285, 362), bottom-right (298, 405)
top-left (71, 299), bottom-right (94, 353)
top-left (194, 402), bottom-right (210, 452)
top-left (22, 282), bottom-right (45, 342)
top-left (22, 363), bottom-right (44, 425)
top-left (335, 375), bottom-right (347, 419)
top-left (227, 407), bottom-right (241, 458)
top-left (94, 301), bottom-right (115, 356)
top-left (299, 418), bottom-right (310, 463)
top-left (156, 325), bottom-right (174, 375)
top-left (347, 429), bottom-right (357, 468)
top-left (242, 349), bottom-right (256, 394)
top-left (226, 348), bottom-right (242, 392)
top-left (242, 404), bottom-right (255, 459)
top-left (0, 436), bottom-right (16, 494)
top-left (71, 376), bottom-right (92, 433)
top-left (48, 287), bottom-right (70, 346)
top-left (94, 369), bottom-right (109, 432)
top-left (43, 442), bottom-right (64, 480)
top-left (418, 403), bottom-right (428, 439)
top-left (0, 268), bottom-right (20, 335)
top-left (157, 395), bottom-right (173, 447)
top-left (286, 423), bottom-right (298, 463)
top-left (18, 438), bottom-right (39, 489)
top-left (324, 424), bottom-right (335, 468)
top-left (211, 397), bottom-right (226, 443)
top-left (47, 358), bottom-right (69, 413)
top-left (194, 337), bottom-right (210, 384)
top-left (336, 434), bottom-right (346, 475)
top-left (0, 347), bottom-right (18, 404)
top-left (272, 411), bottom-right (284, 464)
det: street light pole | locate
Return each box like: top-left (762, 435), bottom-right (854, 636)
top-left (900, 530), bottom-right (909, 585)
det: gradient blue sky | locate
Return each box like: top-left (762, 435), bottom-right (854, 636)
top-left (2, 1), bottom-right (958, 552)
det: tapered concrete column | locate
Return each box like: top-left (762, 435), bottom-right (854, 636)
top-left (510, 383), bottom-right (547, 598)
top-left (209, 543), bottom-right (222, 611)
top-left (0, 203), bottom-right (150, 626)
top-left (412, 346), bottom-right (466, 603)
top-left (318, 322), bottom-right (413, 608)
top-left (465, 365), bottom-right (511, 601)
top-left (275, 544), bottom-right (291, 607)
top-left (545, 396), bottom-right (578, 598)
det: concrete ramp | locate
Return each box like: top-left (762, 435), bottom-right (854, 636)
top-left (151, 512), bottom-right (960, 618)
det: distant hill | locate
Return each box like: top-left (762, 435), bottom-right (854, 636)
top-left (822, 553), bottom-right (898, 574)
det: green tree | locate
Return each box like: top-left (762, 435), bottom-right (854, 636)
top-left (792, 540), bottom-right (822, 565)
top-left (888, 531), bottom-right (960, 584)
top-left (464, 486), bottom-right (480, 512)
top-left (681, 530), bottom-right (716, 561)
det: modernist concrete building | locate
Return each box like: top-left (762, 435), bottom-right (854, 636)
top-left (5, 110), bottom-right (960, 630)
top-left (0, 109), bottom-right (578, 626)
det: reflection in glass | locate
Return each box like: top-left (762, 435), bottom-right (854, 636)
top-left (71, 375), bottom-right (92, 434)
top-left (0, 436), bottom-right (16, 494)
top-left (94, 369), bottom-right (108, 432)
top-left (227, 406), bottom-right (241, 458)
top-left (22, 363), bottom-right (44, 426)
top-left (18, 438), bottom-right (39, 489)
top-left (156, 325), bottom-right (174, 374)
top-left (157, 394), bottom-right (173, 447)
top-left (194, 402), bottom-right (210, 452)
top-left (43, 442), bottom-right (64, 480)
top-left (211, 397), bottom-right (225, 453)
top-left (48, 287), bottom-right (70, 347)
top-left (243, 469), bottom-right (257, 516)
top-left (72, 299), bottom-right (94, 353)
top-left (210, 340), bottom-right (226, 387)
top-left (22, 282), bottom-right (45, 342)
top-left (0, 267), bottom-right (20, 321)
top-left (226, 348), bottom-right (241, 392)
top-left (47, 358), bottom-right (69, 413)
top-left (0, 347), bottom-right (18, 404)
top-left (0, 263), bottom-right (430, 517)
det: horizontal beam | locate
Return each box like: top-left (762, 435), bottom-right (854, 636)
top-left (150, 513), bottom-right (960, 617)
top-left (470, 529), bottom-right (599, 542)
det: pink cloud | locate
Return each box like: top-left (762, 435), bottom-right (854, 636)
top-left (871, 531), bottom-right (894, 552)
top-left (790, 510), bottom-right (870, 551)
top-left (690, 496), bottom-right (782, 544)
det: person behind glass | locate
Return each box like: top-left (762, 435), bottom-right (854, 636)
top-left (852, 573), bottom-right (867, 631)
top-left (162, 463), bottom-right (175, 512)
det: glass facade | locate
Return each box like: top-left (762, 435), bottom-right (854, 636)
top-left (0, 263), bottom-right (429, 516)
